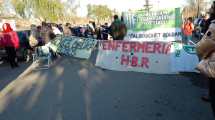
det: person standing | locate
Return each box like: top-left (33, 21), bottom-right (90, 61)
top-left (199, 14), bottom-right (210, 39)
top-left (52, 24), bottom-right (63, 35)
top-left (205, 1), bottom-right (215, 117)
top-left (182, 17), bottom-right (194, 45)
top-left (203, 3), bottom-right (215, 35)
top-left (199, 1), bottom-right (215, 103)
top-left (63, 23), bottom-right (72, 37)
top-left (197, 1), bottom-right (215, 117)
top-left (2, 23), bottom-right (19, 68)
top-left (110, 15), bottom-right (127, 40)
top-left (102, 23), bottom-right (110, 40)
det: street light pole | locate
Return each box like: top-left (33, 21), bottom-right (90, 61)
top-left (197, 0), bottom-right (200, 17)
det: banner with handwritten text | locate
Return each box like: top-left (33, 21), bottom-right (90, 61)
top-left (96, 41), bottom-right (199, 74)
top-left (57, 36), bottom-right (97, 59)
top-left (123, 8), bottom-right (182, 42)
top-left (96, 40), bottom-right (172, 74)
top-left (171, 42), bottom-right (199, 72)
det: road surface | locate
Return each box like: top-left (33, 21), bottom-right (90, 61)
top-left (0, 54), bottom-right (214, 120)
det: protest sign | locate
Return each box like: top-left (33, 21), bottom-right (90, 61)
top-left (123, 8), bottom-right (182, 42)
top-left (96, 41), bottom-right (199, 74)
top-left (57, 36), bottom-right (97, 59)
top-left (171, 42), bottom-right (199, 72)
top-left (96, 40), bottom-right (172, 74)
top-left (49, 35), bottom-right (63, 53)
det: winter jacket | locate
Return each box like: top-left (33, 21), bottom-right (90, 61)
top-left (1, 23), bottom-right (19, 49)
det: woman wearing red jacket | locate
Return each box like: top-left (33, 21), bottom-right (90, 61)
top-left (2, 23), bottom-right (19, 68)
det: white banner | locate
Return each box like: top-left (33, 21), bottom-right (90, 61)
top-left (95, 41), bottom-right (199, 74)
top-left (123, 8), bottom-right (182, 42)
top-left (96, 40), bottom-right (172, 74)
top-left (125, 28), bottom-right (182, 42)
top-left (171, 42), bottom-right (199, 72)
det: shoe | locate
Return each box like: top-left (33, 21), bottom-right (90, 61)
top-left (201, 96), bottom-right (210, 103)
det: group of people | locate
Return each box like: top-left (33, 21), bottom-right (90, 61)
top-left (182, 13), bottom-right (210, 45)
top-left (181, 6), bottom-right (215, 117)
top-left (0, 14), bottom-right (128, 69)
top-left (29, 15), bottom-right (127, 45)
top-left (1, 1), bottom-right (215, 118)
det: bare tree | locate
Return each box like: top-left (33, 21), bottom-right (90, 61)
top-left (182, 0), bottom-right (206, 18)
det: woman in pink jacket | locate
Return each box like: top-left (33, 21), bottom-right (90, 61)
top-left (2, 23), bottom-right (19, 68)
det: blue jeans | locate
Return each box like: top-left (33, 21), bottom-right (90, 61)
top-left (182, 35), bottom-right (192, 44)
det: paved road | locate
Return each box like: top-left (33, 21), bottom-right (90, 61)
top-left (0, 55), bottom-right (214, 120)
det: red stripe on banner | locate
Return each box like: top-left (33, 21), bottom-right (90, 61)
top-left (99, 40), bottom-right (171, 54)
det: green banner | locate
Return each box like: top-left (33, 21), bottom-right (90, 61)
top-left (123, 8), bottom-right (182, 31)
top-left (57, 36), bottom-right (97, 59)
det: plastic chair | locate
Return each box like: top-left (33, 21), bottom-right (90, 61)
top-left (32, 44), bottom-right (52, 69)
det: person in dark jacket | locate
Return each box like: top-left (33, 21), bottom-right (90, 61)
top-left (102, 23), bottom-right (109, 40)
top-left (202, 2), bottom-right (215, 35)
top-left (110, 15), bottom-right (127, 40)
top-left (200, 14), bottom-right (210, 35)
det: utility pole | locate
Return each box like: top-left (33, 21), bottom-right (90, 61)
top-left (144, 0), bottom-right (152, 12)
top-left (197, 0), bottom-right (200, 17)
